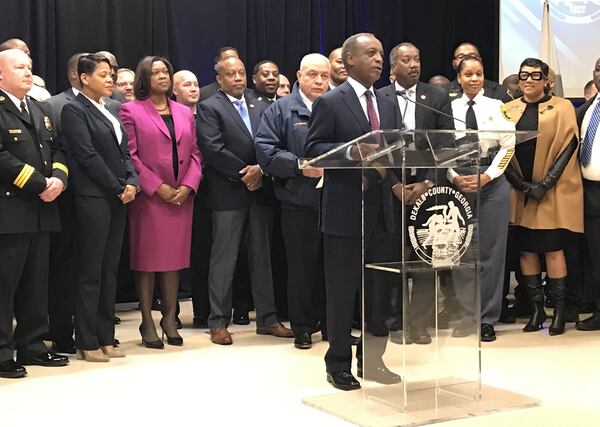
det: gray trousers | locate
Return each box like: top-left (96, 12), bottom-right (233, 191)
top-left (207, 201), bottom-right (278, 329)
top-left (454, 175), bottom-right (510, 324)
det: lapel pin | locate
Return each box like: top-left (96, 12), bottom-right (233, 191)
top-left (44, 116), bottom-right (53, 131)
top-left (0, 96), bottom-right (5, 101)
top-left (249, 104), bottom-right (254, 108)
top-left (420, 94), bottom-right (426, 100)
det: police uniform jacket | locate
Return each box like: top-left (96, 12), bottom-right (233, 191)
top-left (0, 89), bottom-right (67, 234)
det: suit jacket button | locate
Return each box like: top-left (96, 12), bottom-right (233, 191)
top-left (14, 137), bottom-right (17, 141)
top-left (5, 191), bottom-right (10, 196)
top-left (44, 161), bottom-right (48, 165)
top-left (39, 144), bottom-right (43, 149)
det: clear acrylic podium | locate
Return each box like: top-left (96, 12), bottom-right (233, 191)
top-left (301, 129), bottom-right (540, 426)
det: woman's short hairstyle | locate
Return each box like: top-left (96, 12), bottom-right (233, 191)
top-left (133, 56), bottom-right (174, 100)
top-left (457, 54), bottom-right (484, 74)
top-left (519, 58), bottom-right (549, 78)
top-left (77, 53), bottom-right (111, 86)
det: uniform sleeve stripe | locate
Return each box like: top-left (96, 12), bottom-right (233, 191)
top-left (13, 164), bottom-right (35, 188)
top-left (52, 162), bottom-right (69, 175)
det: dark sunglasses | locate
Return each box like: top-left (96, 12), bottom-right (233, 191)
top-left (518, 71), bottom-right (544, 81)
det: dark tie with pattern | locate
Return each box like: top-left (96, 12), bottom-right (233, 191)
top-left (365, 90), bottom-right (380, 131)
top-left (581, 101), bottom-right (600, 167)
top-left (466, 99), bottom-right (478, 130)
top-left (20, 100), bottom-right (30, 121)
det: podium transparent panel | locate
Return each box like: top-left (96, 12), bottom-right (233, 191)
top-left (300, 129), bottom-right (539, 426)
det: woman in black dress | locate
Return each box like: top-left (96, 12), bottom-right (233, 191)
top-left (503, 58), bottom-right (583, 335)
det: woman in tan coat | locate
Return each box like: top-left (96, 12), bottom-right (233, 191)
top-left (503, 58), bottom-right (583, 336)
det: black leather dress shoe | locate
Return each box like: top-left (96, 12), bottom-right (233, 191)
top-left (114, 316), bottom-right (121, 325)
top-left (294, 332), bottom-right (312, 349)
top-left (52, 341), bottom-right (76, 354)
top-left (232, 310), bottom-right (250, 325)
top-left (192, 316), bottom-right (208, 328)
top-left (409, 326), bottom-right (432, 344)
top-left (327, 370), bottom-right (361, 391)
top-left (17, 351), bottom-right (69, 367)
top-left (357, 364), bottom-right (402, 384)
top-left (113, 338), bottom-right (120, 347)
top-left (577, 311), bottom-right (600, 331)
top-left (0, 360), bottom-right (27, 378)
top-left (480, 323), bottom-right (496, 342)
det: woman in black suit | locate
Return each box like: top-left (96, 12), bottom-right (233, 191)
top-left (61, 54), bottom-right (139, 362)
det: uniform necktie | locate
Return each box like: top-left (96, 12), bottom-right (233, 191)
top-left (20, 100), bottom-right (30, 121)
top-left (233, 99), bottom-right (252, 136)
top-left (365, 90), bottom-right (380, 131)
top-left (581, 101), bottom-right (600, 167)
top-left (466, 99), bottom-right (478, 130)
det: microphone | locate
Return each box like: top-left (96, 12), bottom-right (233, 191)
top-left (395, 90), bottom-right (467, 126)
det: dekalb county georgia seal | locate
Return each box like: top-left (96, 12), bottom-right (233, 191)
top-left (408, 186), bottom-right (474, 268)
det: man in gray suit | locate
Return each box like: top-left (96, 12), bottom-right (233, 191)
top-left (197, 57), bottom-right (293, 345)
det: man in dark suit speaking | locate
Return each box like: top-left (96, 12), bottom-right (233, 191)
top-left (304, 33), bottom-right (402, 391)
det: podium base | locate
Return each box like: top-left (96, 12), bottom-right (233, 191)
top-left (303, 380), bottom-right (539, 426)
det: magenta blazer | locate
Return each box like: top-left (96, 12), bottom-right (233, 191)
top-left (120, 98), bottom-right (202, 271)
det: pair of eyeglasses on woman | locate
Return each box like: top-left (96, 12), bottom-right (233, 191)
top-left (518, 71), bottom-right (544, 81)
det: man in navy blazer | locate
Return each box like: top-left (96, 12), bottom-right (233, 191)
top-left (304, 33), bottom-right (403, 390)
top-left (197, 57), bottom-right (293, 345)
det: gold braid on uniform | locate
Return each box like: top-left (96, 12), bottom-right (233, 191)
top-left (13, 164), bottom-right (35, 188)
top-left (52, 162), bottom-right (68, 175)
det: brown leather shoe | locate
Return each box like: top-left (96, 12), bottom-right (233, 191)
top-left (256, 322), bottom-right (294, 338)
top-left (210, 328), bottom-right (233, 345)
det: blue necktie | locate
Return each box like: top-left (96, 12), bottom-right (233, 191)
top-left (581, 101), bottom-right (600, 167)
top-left (233, 99), bottom-right (252, 136)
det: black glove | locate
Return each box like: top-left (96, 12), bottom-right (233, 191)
top-left (527, 138), bottom-right (578, 201)
top-left (504, 164), bottom-right (533, 194)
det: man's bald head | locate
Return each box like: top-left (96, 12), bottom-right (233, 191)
top-left (0, 38), bottom-right (30, 56)
top-left (0, 49), bottom-right (33, 98)
top-left (173, 70), bottom-right (200, 109)
top-left (297, 53), bottom-right (330, 101)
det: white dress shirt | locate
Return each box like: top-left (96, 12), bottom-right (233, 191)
top-left (4, 90), bottom-right (29, 114)
top-left (344, 76), bottom-right (380, 160)
top-left (81, 93), bottom-right (123, 144)
top-left (394, 81), bottom-right (416, 130)
top-left (448, 91), bottom-right (516, 181)
top-left (580, 95), bottom-right (600, 181)
top-left (299, 89), bottom-right (313, 112)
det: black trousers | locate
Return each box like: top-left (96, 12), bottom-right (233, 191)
top-left (48, 195), bottom-right (77, 345)
top-left (73, 196), bottom-right (126, 350)
top-left (281, 207), bottom-right (325, 335)
top-left (584, 180), bottom-right (600, 308)
top-left (0, 232), bottom-right (49, 361)
top-left (323, 216), bottom-right (398, 373)
top-left (190, 198), bottom-right (211, 320)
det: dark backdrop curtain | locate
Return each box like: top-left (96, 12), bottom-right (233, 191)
top-left (0, 0), bottom-right (499, 94)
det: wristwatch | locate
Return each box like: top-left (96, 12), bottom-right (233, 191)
top-left (423, 179), bottom-right (434, 189)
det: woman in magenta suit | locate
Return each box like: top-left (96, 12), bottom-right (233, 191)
top-left (120, 56), bottom-right (202, 348)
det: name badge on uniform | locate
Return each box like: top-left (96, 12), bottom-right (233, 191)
top-left (44, 116), bottom-right (53, 131)
top-left (8, 129), bottom-right (22, 135)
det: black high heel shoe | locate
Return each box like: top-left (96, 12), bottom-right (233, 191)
top-left (139, 325), bottom-right (164, 349)
top-left (160, 319), bottom-right (183, 346)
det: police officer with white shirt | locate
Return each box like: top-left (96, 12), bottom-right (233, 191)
top-left (448, 55), bottom-right (516, 342)
top-left (0, 49), bottom-right (69, 378)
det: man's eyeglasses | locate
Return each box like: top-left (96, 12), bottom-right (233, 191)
top-left (518, 71), bottom-right (544, 81)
